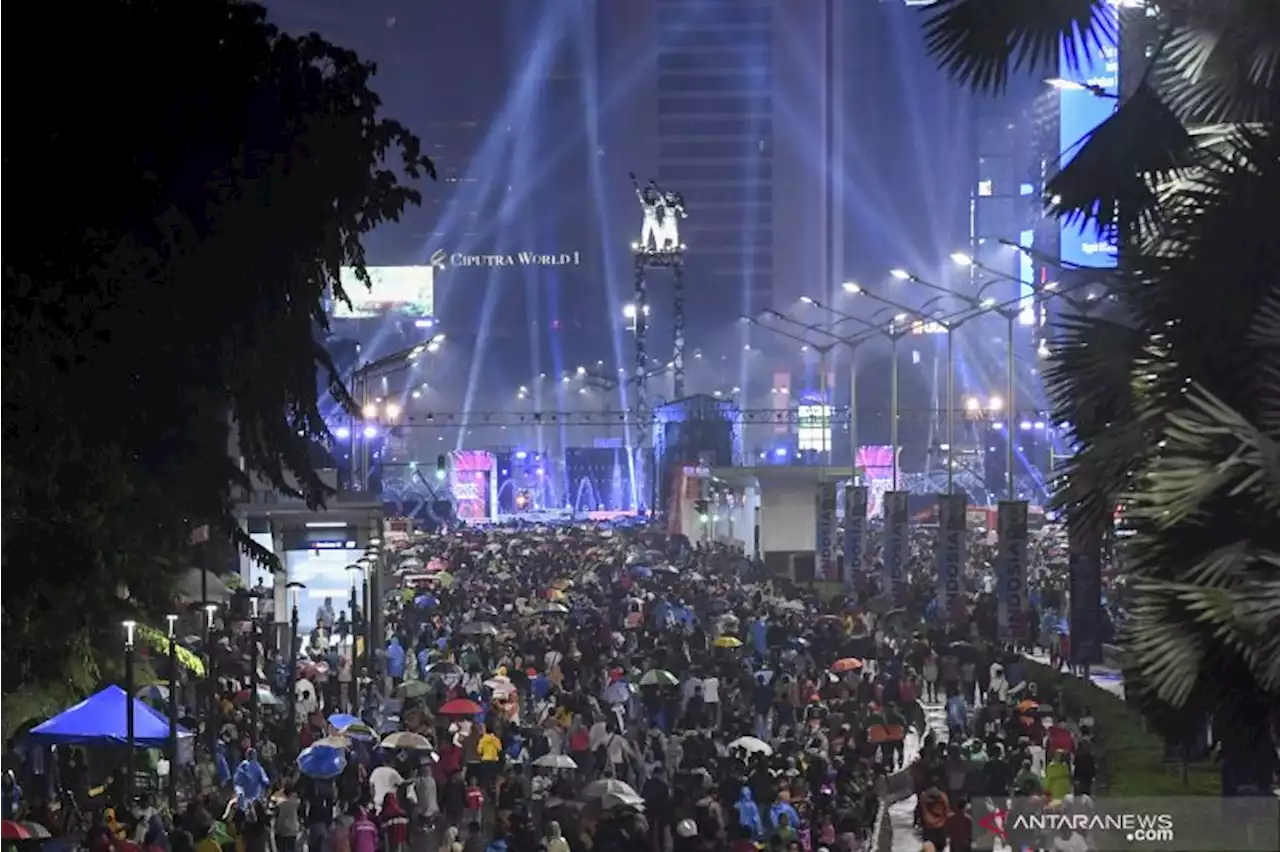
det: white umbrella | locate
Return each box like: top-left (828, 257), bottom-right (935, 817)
top-left (380, 731), bottom-right (434, 751)
top-left (582, 778), bottom-right (639, 799)
top-left (532, 753), bottom-right (578, 770)
top-left (295, 678), bottom-right (319, 716)
top-left (602, 792), bottom-right (645, 811)
top-left (728, 736), bottom-right (774, 756)
top-left (313, 735), bottom-right (351, 750)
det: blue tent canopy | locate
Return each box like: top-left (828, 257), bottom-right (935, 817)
top-left (30, 685), bottom-right (191, 748)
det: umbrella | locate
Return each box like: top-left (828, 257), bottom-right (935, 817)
top-left (297, 744), bottom-right (346, 779)
top-left (341, 722), bottom-right (376, 741)
top-left (639, 669), bottom-right (679, 688)
top-left (438, 698), bottom-right (483, 716)
top-left (602, 792), bottom-right (646, 811)
top-left (313, 735), bottom-right (351, 750)
top-left (235, 686), bottom-right (280, 705)
top-left (136, 683), bottom-right (170, 703)
top-left (532, 753), bottom-right (578, 770)
top-left (380, 731), bottom-right (434, 751)
top-left (830, 657), bottom-right (864, 673)
top-left (327, 713), bottom-right (361, 730)
top-left (601, 681), bottom-right (633, 705)
top-left (425, 661), bottom-right (462, 676)
top-left (581, 778), bottom-right (639, 800)
top-left (712, 636), bottom-right (743, 649)
top-left (0, 823), bottom-right (29, 841)
top-left (539, 602), bottom-right (570, 614)
top-left (728, 736), bottom-right (774, 756)
top-left (397, 680), bottom-right (432, 699)
top-left (19, 823), bottom-right (50, 840)
top-left (457, 622), bottom-right (497, 637)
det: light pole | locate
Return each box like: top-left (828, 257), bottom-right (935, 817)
top-left (123, 619), bottom-right (137, 808)
top-left (285, 581), bottom-right (306, 756)
top-left (743, 313), bottom-right (841, 467)
top-left (802, 290), bottom-right (924, 490)
top-left (203, 603), bottom-right (218, 756)
top-left (345, 563), bottom-right (361, 712)
top-left (249, 596), bottom-right (261, 745)
top-left (349, 336), bottom-right (444, 490)
top-left (166, 613), bottom-right (179, 814)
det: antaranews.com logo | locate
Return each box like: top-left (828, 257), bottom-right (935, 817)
top-left (977, 809), bottom-right (1174, 844)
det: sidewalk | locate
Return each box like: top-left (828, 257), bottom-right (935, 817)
top-left (1024, 652), bottom-right (1125, 698)
top-left (889, 701), bottom-right (948, 852)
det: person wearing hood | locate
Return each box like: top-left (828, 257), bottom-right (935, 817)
top-left (483, 831), bottom-right (509, 852)
top-left (387, 637), bottom-right (406, 686)
top-left (1044, 750), bottom-right (1072, 801)
top-left (349, 808), bottom-right (378, 852)
top-left (542, 821), bottom-right (570, 852)
top-left (734, 787), bottom-right (763, 840)
top-left (769, 792), bottom-right (801, 835)
top-left (232, 749), bottom-right (269, 810)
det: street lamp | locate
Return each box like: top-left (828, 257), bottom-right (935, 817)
top-left (248, 596), bottom-right (261, 745)
top-left (165, 613), bottom-right (179, 814)
top-left (203, 603), bottom-right (218, 755)
top-left (349, 336), bottom-right (443, 489)
top-left (123, 619), bottom-right (137, 807)
top-left (285, 581), bottom-right (306, 756)
top-left (344, 563), bottom-right (363, 712)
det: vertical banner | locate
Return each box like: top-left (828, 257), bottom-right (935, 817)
top-left (815, 482), bottom-right (839, 582)
top-left (935, 493), bottom-right (967, 620)
top-left (997, 500), bottom-right (1030, 641)
top-left (883, 491), bottom-right (910, 605)
top-left (1068, 522), bottom-right (1105, 665)
top-left (843, 484), bottom-right (868, 585)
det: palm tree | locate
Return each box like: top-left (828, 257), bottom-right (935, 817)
top-left (922, 0), bottom-right (1280, 793)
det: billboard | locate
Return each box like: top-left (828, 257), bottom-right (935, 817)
top-left (334, 266), bottom-right (434, 319)
top-left (1059, 2), bottom-right (1119, 268)
top-left (815, 482), bottom-right (839, 582)
top-left (843, 484), bottom-right (868, 585)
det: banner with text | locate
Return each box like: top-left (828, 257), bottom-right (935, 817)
top-left (883, 491), bottom-right (910, 605)
top-left (1068, 522), bottom-right (1105, 665)
top-left (935, 493), bottom-right (968, 620)
top-left (816, 482), bottom-right (839, 582)
top-left (997, 500), bottom-right (1030, 640)
top-left (843, 484), bottom-right (868, 586)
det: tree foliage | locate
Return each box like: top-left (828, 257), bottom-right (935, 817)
top-left (922, 0), bottom-right (1280, 789)
top-left (2, 0), bottom-right (433, 696)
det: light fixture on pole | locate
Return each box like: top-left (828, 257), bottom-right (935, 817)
top-left (166, 613), bottom-right (179, 813)
top-left (744, 313), bottom-right (841, 467)
top-left (345, 563), bottom-right (363, 712)
top-left (123, 619), bottom-right (137, 807)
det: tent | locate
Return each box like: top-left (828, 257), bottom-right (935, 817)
top-left (29, 685), bottom-right (192, 748)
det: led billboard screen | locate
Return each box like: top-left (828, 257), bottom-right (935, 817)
top-left (333, 266), bottom-right (434, 319)
top-left (1058, 4), bottom-right (1119, 268)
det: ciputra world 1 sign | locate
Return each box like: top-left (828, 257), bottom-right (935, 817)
top-left (429, 249), bottom-right (582, 269)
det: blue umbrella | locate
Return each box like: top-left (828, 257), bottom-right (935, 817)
top-left (327, 713), bottom-right (360, 730)
top-left (297, 744), bottom-right (346, 779)
top-left (630, 564), bottom-right (652, 578)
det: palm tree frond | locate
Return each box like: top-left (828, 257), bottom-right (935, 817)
top-left (922, 0), bottom-right (1110, 94)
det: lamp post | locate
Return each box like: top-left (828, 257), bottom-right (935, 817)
top-left (123, 619), bottom-right (137, 807)
top-left (203, 604), bottom-right (217, 756)
top-left (345, 563), bottom-right (362, 712)
top-left (350, 337), bottom-right (443, 489)
top-left (744, 313), bottom-right (841, 467)
top-left (166, 613), bottom-right (179, 814)
top-left (285, 581), bottom-right (306, 757)
top-left (249, 596), bottom-right (261, 745)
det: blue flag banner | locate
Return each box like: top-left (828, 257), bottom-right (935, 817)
top-left (843, 484), bottom-right (868, 586)
top-left (883, 491), bottom-right (910, 605)
top-left (815, 482), bottom-right (839, 582)
top-left (935, 493), bottom-right (967, 620)
top-left (997, 500), bottom-right (1030, 640)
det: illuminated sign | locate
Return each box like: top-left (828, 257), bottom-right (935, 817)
top-left (334, 266), bottom-right (434, 319)
top-left (1058, 3), bottom-right (1119, 268)
top-left (909, 320), bottom-right (947, 335)
top-left (430, 249), bottom-right (582, 269)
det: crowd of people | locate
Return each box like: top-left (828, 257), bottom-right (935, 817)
top-left (3, 519), bottom-right (1112, 852)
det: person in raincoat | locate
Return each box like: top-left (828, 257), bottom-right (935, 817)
top-left (1044, 750), bottom-right (1073, 801)
top-left (734, 787), bottom-right (763, 840)
top-left (232, 748), bottom-right (269, 810)
top-left (768, 791), bottom-right (801, 835)
top-left (387, 638), bottom-right (406, 687)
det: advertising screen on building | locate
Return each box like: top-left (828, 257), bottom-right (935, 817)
top-left (1059, 3), bottom-right (1119, 268)
top-left (333, 266), bottom-right (434, 319)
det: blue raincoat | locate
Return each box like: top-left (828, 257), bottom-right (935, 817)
top-left (735, 787), bottom-right (763, 839)
top-left (769, 799), bottom-right (800, 832)
top-left (233, 751), bottom-right (269, 808)
top-left (386, 638), bottom-right (406, 679)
